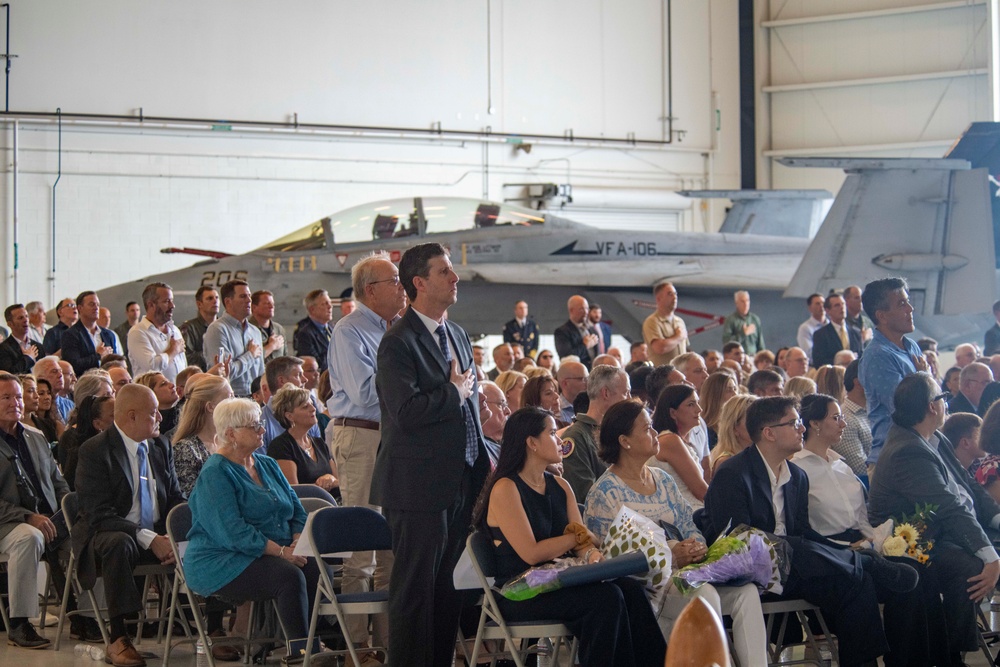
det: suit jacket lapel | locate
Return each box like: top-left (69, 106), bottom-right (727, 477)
top-left (408, 310), bottom-right (450, 376)
top-left (108, 427), bottom-right (134, 491)
top-left (748, 446), bottom-right (778, 532)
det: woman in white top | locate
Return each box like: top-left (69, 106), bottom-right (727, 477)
top-left (791, 393), bottom-right (950, 667)
top-left (585, 400), bottom-right (767, 666)
top-left (790, 393), bottom-right (873, 543)
top-left (649, 385), bottom-right (707, 509)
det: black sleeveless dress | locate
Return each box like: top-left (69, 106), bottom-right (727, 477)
top-left (489, 473), bottom-right (568, 586)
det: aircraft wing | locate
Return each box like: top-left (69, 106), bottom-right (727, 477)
top-left (780, 158), bottom-right (996, 316)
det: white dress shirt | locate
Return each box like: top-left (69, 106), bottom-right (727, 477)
top-left (791, 447), bottom-right (873, 538)
top-left (114, 424), bottom-right (160, 549)
top-left (128, 317), bottom-right (187, 382)
top-left (763, 457), bottom-right (792, 536)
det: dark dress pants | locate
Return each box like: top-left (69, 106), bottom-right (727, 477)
top-left (925, 543), bottom-right (987, 654)
top-left (496, 576), bottom-right (666, 667)
top-left (384, 466), bottom-right (476, 667)
top-left (782, 536), bottom-right (888, 667)
top-left (878, 557), bottom-right (952, 667)
top-left (90, 530), bottom-right (162, 619)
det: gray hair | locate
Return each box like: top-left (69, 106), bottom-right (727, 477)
top-left (74, 370), bottom-right (113, 404)
top-left (734, 290), bottom-right (749, 301)
top-left (351, 251), bottom-right (392, 302)
top-left (960, 362), bottom-right (992, 385)
top-left (673, 352), bottom-right (703, 376)
top-left (587, 365), bottom-right (625, 400)
top-left (214, 398), bottom-right (262, 448)
top-left (32, 355), bottom-right (61, 377)
top-left (141, 282), bottom-right (171, 309)
top-left (25, 300), bottom-right (43, 313)
top-left (303, 289), bottom-right (329, 309)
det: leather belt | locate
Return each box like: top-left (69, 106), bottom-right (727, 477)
top-left (333, 417), bottom-right (380, 431)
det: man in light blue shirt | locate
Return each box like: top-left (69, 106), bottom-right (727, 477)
top-left (327, 251), bottom-right (406, 655)
top-left (203, 280), bottom-right (264, 398)
top-left (858, 277), bottom-right (928, 472)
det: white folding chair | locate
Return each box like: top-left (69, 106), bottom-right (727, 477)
top-left (760, 597), bottom-right (838, 666)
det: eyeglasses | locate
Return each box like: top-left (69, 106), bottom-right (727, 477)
top-left (486, 400), bottom-right (510, 410)
top-left (830, 414), bottom-right (846, 423)
top-left (564, 376), bottom-right (587, 382)
top-left (369, 276), bottom-right (401, 287)
top-left (239, 421), bottom-right (265, 432)
top-left (932, 392), bottom-right (950, 403)
top-left (768, 418), bottom-right (803, 430)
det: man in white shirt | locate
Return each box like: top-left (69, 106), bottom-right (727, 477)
top-left (796, 293), bottom-right (828, 363)
top-left (128, 283), bottom-right (187, 383)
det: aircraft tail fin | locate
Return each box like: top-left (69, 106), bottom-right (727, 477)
top-left (679, 189), bottom-right (832, 238)
top-left (945, 122), bottom-right (1000, 269)
top-left (780, 158), bottom-right (996, 317)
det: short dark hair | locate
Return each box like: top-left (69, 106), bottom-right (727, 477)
top-left (807, 293), bottom-right (823, 307)
top-left (824, 294), bottom-right (844, 309)
top-left (891, 372), bottom-right (937, 428)
top-left (3, 303), bottom-right (23, 324)
top-left (99, 354), bottom-right (128, 370)
top-left (917, 337), bottom-right (938, 352)
top-left (598, 399), bottom-right (645, 465)
top-left (844, 359), bottom-right (860, 392)
top-left (399, 243), bottom-right (447, 301)
top-left (942, 412), bottom-right (982, 451)
top-left (630, 341), bottom-right (646, 352)
top-left (993, 300), bottom-right (1000, 316)
top-left (746, 396), bottom-right (798, 442)
top-left (125, 301), bottom-right (138, 311)
top-left (862, 277), bottom-right (907, 323)
top-left (76, 291), bottom-right (96, 308)
top-left (220, 279), bottom-right (249, 304)
top-left (628, 365), bottom-right (653, 403)
top-left (251, 290), bottom-right (273, 306)
top-left (722, 342), bottom-right (742, 355)
top-left (195, 286), bottom-right (217, 302)
top-left (747, 369), bottom-right (782, 396)
top-left (265, 356), bottom-right (304, 393)
top-left (652, 384), bottom-right (695, 433)
top-left (645, 364), bottom-right (675, 406)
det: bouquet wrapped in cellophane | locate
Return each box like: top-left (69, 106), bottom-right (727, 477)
top-left (672, 524), bottom-right (790, 595)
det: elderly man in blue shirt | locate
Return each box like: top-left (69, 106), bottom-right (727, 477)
top-left (327, 251), bottom-right (407, 659)
top-left (203, 279), bottom-right (264, 398)
top-left (858, 277), bottom-right (929, 478)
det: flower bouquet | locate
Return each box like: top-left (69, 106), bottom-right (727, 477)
top-left (498, 551), bottom-right (649, 602)
top-left (601, 506), bottom-right (673, 612)
top-left (671, 524), bottom-right (785, 594)
top-left (881, 503), bottom-right (937, 564)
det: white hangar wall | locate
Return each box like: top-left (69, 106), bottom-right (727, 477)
top-left (0, 0), bottom-right (743, 309)
top-left (756, 0), bottom-right (994, 192)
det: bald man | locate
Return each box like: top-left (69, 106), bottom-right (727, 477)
top-left (554, 295), bottom-right (601, 369)
top-left (72, 383), bottom-right (184, 667)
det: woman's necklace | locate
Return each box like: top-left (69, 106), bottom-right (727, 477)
top-left (518, 471), bottom-right (546, 492)
top-left (612, 464), bottom-right (653, 491)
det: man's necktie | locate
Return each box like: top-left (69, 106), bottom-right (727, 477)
top-left (838, 325), bottom-right (850, 350)
top-left (436, 325), bottom-right (479, 467)
top-left (137, 441), bottom-right (155, 530)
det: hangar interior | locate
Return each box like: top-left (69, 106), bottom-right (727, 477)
top-left (0, 0), bottom-right (991, 311)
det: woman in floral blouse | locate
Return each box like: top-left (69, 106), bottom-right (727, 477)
top-left (172, 374), bottom-right (234, 497)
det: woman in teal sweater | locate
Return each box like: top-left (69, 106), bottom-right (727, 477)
top-left (185, 398), bottom-right (332, 666)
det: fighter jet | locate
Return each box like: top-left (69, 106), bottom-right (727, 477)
top-left (92, 124), bottom-right (1000, 350)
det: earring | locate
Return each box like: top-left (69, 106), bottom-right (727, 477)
top-left (623, 444), bottom-right (631, 450)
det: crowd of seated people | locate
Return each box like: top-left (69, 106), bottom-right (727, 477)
top-left (5, 272), bottom-right (1000, 667)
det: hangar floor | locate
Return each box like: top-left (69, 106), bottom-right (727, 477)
top-left (0, 611), bottom-right (997, 666)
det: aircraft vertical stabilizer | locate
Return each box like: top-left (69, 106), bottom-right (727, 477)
top-left (780, 158), bottom-right (996, 317)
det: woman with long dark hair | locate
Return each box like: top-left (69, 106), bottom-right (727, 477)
top-left (472, 407), bottom-right (665, 667)
top-left (649, 385), bottom-right (708, 508)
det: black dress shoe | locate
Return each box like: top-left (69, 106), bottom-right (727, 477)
top-left (70, 616), bottom-right (105, 643)
top-left (7, 621), bottom-right (50, 649)
top-left (858, 548), bottom-right (919, 593)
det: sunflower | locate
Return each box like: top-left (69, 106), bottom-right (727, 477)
top-left (895, 523), bottom-right (920, 546)
top-left (917, 553), bottom-right (930, 564)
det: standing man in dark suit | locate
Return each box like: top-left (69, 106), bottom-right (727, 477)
top-left (0, 305), bottom-right (41, 373)
top-left (72, 383), bottom-right (185, 667)
top-left (501, 300), bottom-right (539, 359)
top-left (292, 289), bottom-right (334, 373)
top-left (870, 372), bottom-right (1000, 661)
top-left (811, 293), bottom-right (863, 368)
top-left (370, 242), bottom-right (488, 667)
top-left (62, 291), bottom-right (120, 376)
top-left (704, 396), bottom-right (916, 667)
top-left (554, 295), bottom-right (600, 368)
top-left (588, 302), bottom-right (612, 352)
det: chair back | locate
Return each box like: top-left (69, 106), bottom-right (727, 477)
top-left (468, 529), bottom-right (499, 579)
top-left (309, 507), bottom-right (391, 555)
top-left (62, 492), bottom-right (79, 530)
top-left (165, 503), bottom-right (192, 553)
top-left (299, 497), bottom-right (333, 513)
top-left (291, 484), bottom-right (338, 505)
